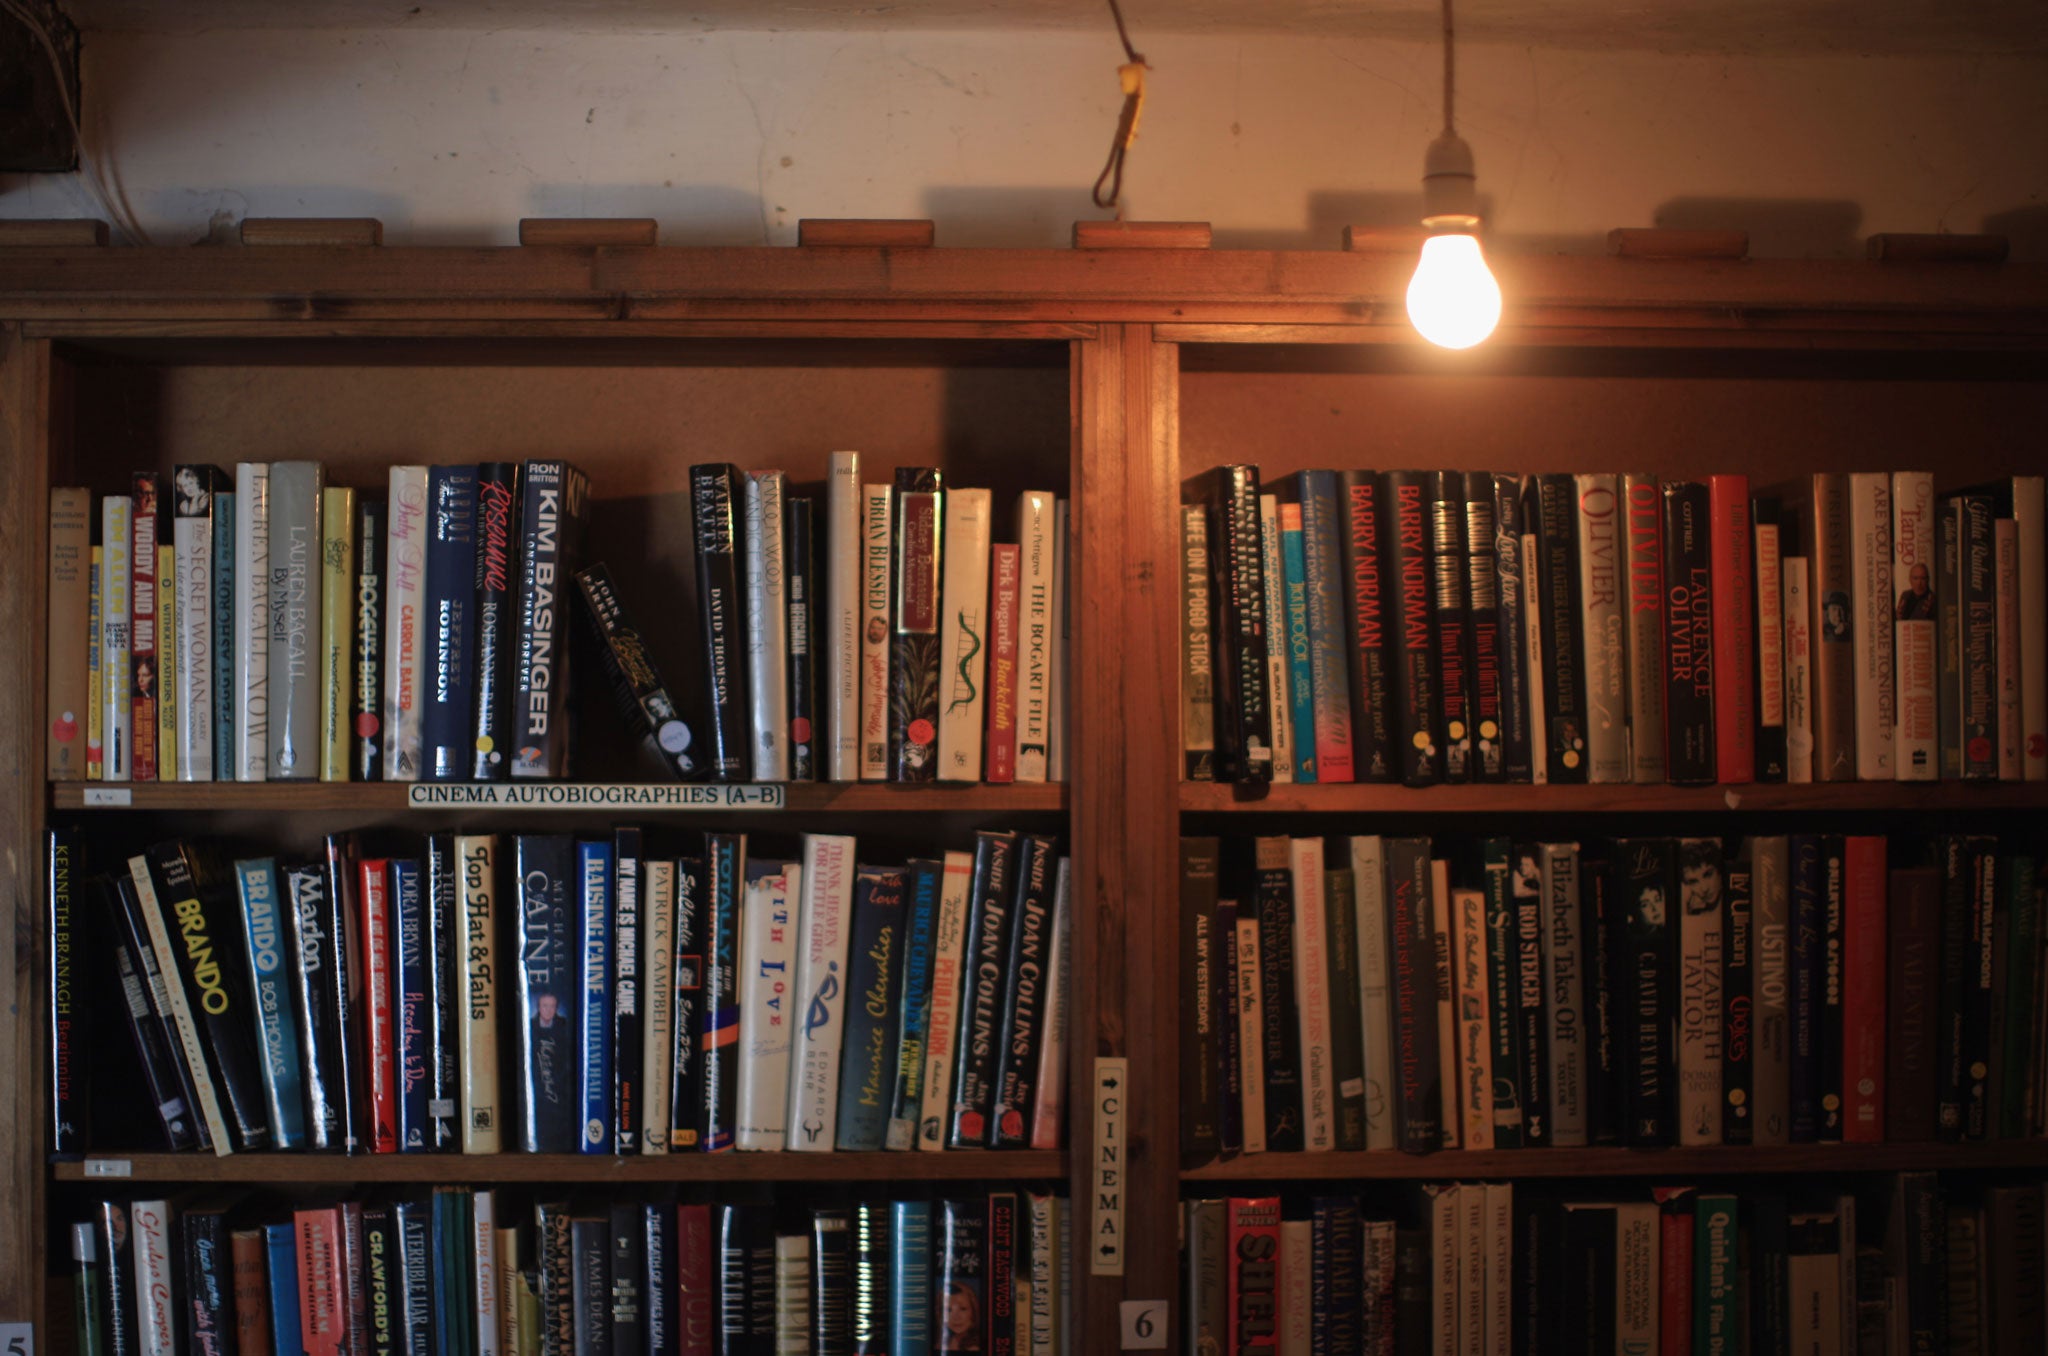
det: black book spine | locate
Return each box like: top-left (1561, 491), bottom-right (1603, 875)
top-left (423, 833), bottom-right (460, 1151)
top-left (393, 1199), bottom-right (432, 1356)
top-left (989, 836), bottom-right (1058, 1147)
top-left (1559, 1206), bottom-right (1614, 1356)
top-left (534, 1201), bottom-right (573, 1356)
top-left (47, 827), bottom-right (86, 1155)
top-left (1325, 868), bottom-right (1368, 1151)
top-left (1958, 495), bottom-right (1997, 779)
top-left (1385, 836), bottom-right (1443, 1153)
top-left (643, 1203), bottom-right (676, 1356)
top-left (1751, 495), bottom-right (1788, 782)
top-left (1431, 470), bottom-right (1474, 781)
top-left (1962, 839), bottom-right (1997, 1138)
top-left (514, 834), bottom-right (578, 1153)
top-left (571, 1215), bottom-right (614, 1356)
top-left (985, 1192), bottom-right (1018, 1356)
top-left (470, 461), bottom-right (520, 781)
top-left (182, 1211), bottom-right (230, 1356)
top-left (1511, 844), bottom-right (1552, 1148)
top-left (810, 1209), bottom-right (852, 1356)
top-left (1212, 465), bottom-right (1275, 783)
top-left (355, 498), bottom-right (387, 781)
top-left (836, 865), bottom-right (908, 1152)
top-left (422, 464), bottom-right (478, 781)
top-left (361, 1206), bottom-right (399, 1356)
top-left (510, 461), bottom-right (590, 780)
top-left (1180, 838), bottom-right (1222, 1162)
top-left (1535, 473), bottom-right (1589, 782)
top-left (1204, 501), bottom-right (1245, 782)
top-left (1819, 835), bottom-right (1847, 1142)
top-left (1747, 1194), bottom-right (1790, 1356)
top-left (1934, 834), bottom-right (1972, 1141)
top-left (689, 465), bottom-right (750, 781)
top-left (1722, 848), bottom-right (1755, 1146)
top-left (574, 563), bottom-right (700, 780)
top-left (285, 860), bottom-right (345, 1150)
top-left (1464, 471), bottom-right (1504, 782)
top-left (323, 833), bottom-right (369, 1153)
top-left (1613, 839), bottom-right (1675, 1146)
top-left (889, 466), bottom-right (945, 782)
top-left (1662, 481), bottom-right (1716, 784)
top-left (934, 1201), bottom-right (986, 1356)
top-left (1788, 834), bottom-right (1824, 1142)
top-left (95, 875), bottom-right (199, 1151)
top-left (785, 496), bottom-right (819, 782)
top-left (714, 1205), bottom-right (768, 1355)
top-left (949, 830), bottom-right (1021, 1148)
top-left (1481, 841), bottom-right (1526, 1149)
top-left (1336, 470), bottom-right (1397, 782)
top-left (1254, 844), bottom-right (1306, 1152)
top-left (97, 1203), bottom-right (138, 1356)
top-left (1899, 1173), bottom-right (1947, 1350)
top-left (1216, 897), bottom-right (1242, 1158)
top-left (609, 1203), bottom-right (644, 1356)
top-left (1392, 1229), bottom-right (1430, 1356)
top-left (1492, 475), bottom-right (1535, 782)
top-left (1312, 1197), bottom-right (1365, 1351)
top-left (611, 826), bottom-right (643, 1153)
top-left (703, 832), bottom-right (746, 1154)
top-left (143, 844), bottom-right (273, 1148)
top-left (1384, 471), bottom-right (1443, 785)
top-left (1581, 851), bottom-right (1620, 1146)
top-left (851, 1202), bottom-right (893, 1356)
top-left (670, 856), bottom-right (706, 1150)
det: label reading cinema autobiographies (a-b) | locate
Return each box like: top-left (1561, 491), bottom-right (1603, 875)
top-left (407, 783), bottom-right (785, 811)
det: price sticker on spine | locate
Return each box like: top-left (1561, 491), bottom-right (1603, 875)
top-left (1091, 1056), bottom-right (1128, 1277)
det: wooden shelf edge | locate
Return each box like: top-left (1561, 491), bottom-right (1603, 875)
top-left (51, 782), bottom-right (1069, 814)
top-left (1181, 1143), bottom-right (2048, 1181)
top-left (1179, 780), bottom-right (2048, 815)
top-left (53, 1150), bottom-right (1067, 1185)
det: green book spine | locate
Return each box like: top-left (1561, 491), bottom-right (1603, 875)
top-left (1999, 854), bottom-right (2038, 1138)
top-left (1694, 1194), bottom-right (1739, 1356)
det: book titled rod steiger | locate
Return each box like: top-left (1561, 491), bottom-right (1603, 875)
top-left (266, 461), bottom-right (324, 781)
top-left (511, 460), bottom-right (590, 780)
top-left (380, 465), bottom-right (428, 782)
top-left (470, 462), bottom-right (520, 780)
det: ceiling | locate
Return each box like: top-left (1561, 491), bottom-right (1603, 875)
top-left (55, 0), bottom-right (2048, 55)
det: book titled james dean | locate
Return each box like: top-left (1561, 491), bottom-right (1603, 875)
top-left (573, 563), bottom-right (700, 780)
top-left (511, 461), bottom-right (590, 780)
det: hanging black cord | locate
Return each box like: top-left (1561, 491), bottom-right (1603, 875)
top-left (1442, 0), bottom-right (1456, 134)
top-left (1108, 0), bottom-right (1143, 64)
top-left (1091, 0), bottom-right (1149, 210)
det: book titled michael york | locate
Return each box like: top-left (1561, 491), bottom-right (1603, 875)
top-left (890, 468), bottom-right (946, 782)
top-left (510, 460), bottom-right (589, 780)
top-left (470, 461), bottom-right (519, 780)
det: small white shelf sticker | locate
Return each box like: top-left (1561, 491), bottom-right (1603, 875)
top-left (1091, 1056), bottom-right (1128, 1277)
top-left (83, 787), bottom-right (131, 807)
top-left (83, 1159), bottom-right (132, 1178)
top-left (0, 1321), bottom-right (32, 1356)
top-left (1119, 1299), bottom-right (1168, 1349)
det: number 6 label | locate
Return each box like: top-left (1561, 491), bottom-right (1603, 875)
top-left (1119, 1299), bottom-right (1167, 1349)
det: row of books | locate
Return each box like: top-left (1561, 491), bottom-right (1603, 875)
top-left (43, 455), bottom-right (1070, 786)
top-left (1180, 831), bottom-right (2047, 1158)
top-left (75, 1189), bottom-right (1072, 1356)
top-left (1183, 1174), bottom-right (2045, 1355)
top-left (1181, 467), bottom-right (2048, 786)
top-left (48, 827), bottom-right (1071, 1159)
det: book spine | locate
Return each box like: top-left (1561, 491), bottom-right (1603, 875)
top-left (1575, 474), bottom-right (1629, 782)
top-left (1662, 481), bottom-right (1714, 783)
top-left (1998, 850), bottom-right (2038, 1137)
top-left (1678, 837), bottom-right (1725, 1145)
top-left (1849, 472), bottom-right (1897, 779)
top-left (772, 1234), bottom-right (808, 1354)
top-left (319, 835), bottom-right (367, 1154)
top-left (457, 835), bottom-right (503, 1152)
top-left (1535, 474), bottom-right (1589, 782)
top-left (1722, 849), bottom-right (1754, 1146)
top-left (105, 866), bottom-right (202, 1147)
top-left (281, 864), bottom-right (339, 1150)
top-left (640, 858), bottom-right (674, 1153)
top-left (357, 1208), bottom-right (395, 1356)
top-left (1788, 835), bottom-right (1824, 1141)
top-left (1027, 861), bottom-right (1071, 1151)
top-left (1323, 868), bottom-right (1367, 1151)
top-left (1509, 846), bottom-right (1551, 1148)
top-left (1463, 472), bottom-right (1504, 782)
top-left (510, 461), bottom-right (588, 780)
top-left (353, 499), bottom-right (385, 781)
top-left (1707, 476), bottom-right (1757, 784)
top-left (171, 473), bottom-right (217, 780)
top-left (1384, 837), bottom-right (1442, 1152)
top-left (1520, 516), bottom-right (1549, 786)
top-left (45, 830), bottom-right (85, 1154)
top-left (129, 474), bottom-right (160, 783)
top-left (86, 543), bottom-right (102, 781)
top-left (1693, 1196), bottom-right (1739, 1355)
top-left (938, 487), bottom-right (993, 781)
top-left (683, 464), bottom-right (750, 781)
top-left (1891, 472), bottom-right (1938, 780)
top-left (1819, 836), bottom-right (1847, 1140)
top-left (1937, 504), bottom-right (1963, 779)
top-left (266, 461), bottom-right (324, 780)
top-left (1477, 843), bottom-right (1523, 1149)
top-left (918, 851), bottom-right (975, 1151)
top-left (1335, 473), bottom-right (1392, 782)
top-left (1385, 471), bottom-right (1443, 785)
top-left (577, 839), bottom-right (614, 1153)
top-left (1013, 488), bottom-right (1055, 783)
top-left (358, 858), bottom-right (399, 1153)
top-left (1540, 842), bottom-right (1588, 1146)
top-left (1750, 836), bottom-right (1791, 1145)
top-left (670, 857), bottom-right (706, 1152)
top-left (2016, 476), bottom-right (2048, 780)
top-left (990, 840), bottom-right (1056, 1148)
top-left (390, 858), bottom-right (430, 1151)
top-left (1452, 886), bottom-right (1495, 1151)
top-left (1885, 867), bottom-right (1942, 1143)
top-left (1430, 470), bottom-right (1473, 782)
top-left (786, 496), bottom-right (819, 781)
top-left (570, 1216), bottom-right (611, 1356)
top-left (984, 543), bottom-right (1021, 784)
top-left (470, 462), bottom-right (519, 780)
top-left (735, 859), bottom-right (798, 1151)
top-left (380, 466), bottom-right (427, 781)
top-left (811, 1209), bottom-right (852, 1355)
top-left (788, 834), bottom-right (855, 1152)
top-left (1351, 836), bottom-right (1395, 1152)
top-left (159, 544), bottom-right (176, 781)
top-left (571, 563), bottom-right (698, 780)
top-left (132, 1202), bottom-right (183, 1356)
top-left (1490, 476), bottom-right (1534, 784)
top-left (641, 1206), bottom-right (672, 1356)
top-left (1958, 495), bottom-right (1998, 778)
top-left (859, 483), bottom-right (892, 781)
top-left (424, 836), bottom-right (460, 1151)
top-left (209, 492), bottom-right (236, 779)
top-left (140, 846), bottom-right (264, 1149)
top-left (102, 497), bottom-right (136, 782)
top-left (826, 451), bottom-right (862, 781)
top-left (1612, 838), bottom-right (1675, 1146)
top-left (1252, 843), bottom-right (1304, 1153)
top-left (1843, 836), bottom-right (1888, 1142)
top-left (950, 831), bottom-right (1020, 1148)
top-left (1996, 518), bottom-right (2022, 778)
top-left (892, 468), bottom-right (946, 781)
top-left (473, 1195), bottom-right (502, 1356)
top-left (512, 835), bottom-right (577, 1152)
top-left (1279, 502), bottom-right (1318, 783)
top-left (319, 487), bottom-right (356, 781)
top-left (1298, 470), bottom-right (1355, 782)
top-left (1963, 841), bottom-right (1996, 1138)
top-left (228, 1227), bottom-right (270, 1356)
top-left (1811, 473), bottom-right (1858, 780)
top-left (852, 1202), bottom-right (895, 1355)
top-left (702, 833), bottom-right (745, 1151)
top-left (1287, 837), bottom-right (1335, 1151)
top-left (1428, 865), bottom-right (1460, 1154)
top-left (1214, 466), bottom-right (1276, 781)
top-left (888, 859), bottom-right (944, 1150)
top-left (744, 470), bottom-right (792, 781)
top-left (1226, 1197), bottom-right (1283, 1354)
top-left (1784, 551), bottom-right (1814, 783)
top-left (420, 465), bottom-right (477, 781)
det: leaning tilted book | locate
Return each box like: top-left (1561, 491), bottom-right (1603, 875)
top-left (736, 858), bottom-right (800, 1151)
top-left (470, 462), bottom-right (520, 781)
top-left (421, 464), bottom-right (478, 781)
top-left (937, 487), bottom-right (993, 781)
top-left (380, 465), bottom-right (428, 782)
top-left (510, 460), bottom-right (590, 780)
top-left (172, 466), bottom-right (224, 781)
top-left (573, 563), bottom-right (700, 779)
top-left (265, 461), bottom-right (324, 781)
top-left (234, 856), bottom-right (308, 1149)
top-left (744, 470), bottom-right (792, 782)
top-left (787, 833), bottom-right (855, 1153)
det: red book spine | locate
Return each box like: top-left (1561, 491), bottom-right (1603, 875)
top-left (230, 1230), bottom-right (272, 1356)
top-left (677, 1203), bottom-right (714, 1356)
top-left (1226, 1195), bottom-right (1282, 1354)
top-left (294, 1208), bottom-right (345, 1356)
top-left (1842, 836), bottom-right (1888, 1143)
top-left (984, 543), bottom-right (1020, 784)
top-left (1655, 1190), bottom-right (1693, 1356)
top-left (130, 473), bottom-right (159, 782)
top-left (1708, 475), bottom-right (1756, 784)
top-left (358, 859), bottom-right (399, 1154)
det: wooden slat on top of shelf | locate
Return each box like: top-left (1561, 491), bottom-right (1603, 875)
top-left (53, 1150), bottom-right (1066, 1185)
top-left (1179, 780), bottom-right (2048, 815)
top-left (1181, 1142), bottom-right (2048, 1182)
top-left (51, 781), bottom-right (1068, 814)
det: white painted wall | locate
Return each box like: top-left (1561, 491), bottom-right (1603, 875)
top-left (2, 25), bottom-right (2045, 257)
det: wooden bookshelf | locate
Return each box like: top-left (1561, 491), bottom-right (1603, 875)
top-left (1181, 1142), bottom-right (2048, 1182)
top-left (50, 780), bottom-right (1069, 814)
top-left (1178, 780), bottom-right (2048, 815)
top-left (53, 1150), bottom-right (1067, 1186)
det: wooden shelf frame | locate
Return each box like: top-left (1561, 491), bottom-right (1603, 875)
top-left (1179, 781), bottom-right (2048, 815)
top-left (53, 1151), bottom-right (1067, 1186)
top-left (1181, 1143), bottom-right (2048, 1182)
top-left (51, 781), bottom-right (1069, 814)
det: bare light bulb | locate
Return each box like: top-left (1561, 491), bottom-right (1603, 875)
top-left (1405, 231), bottom-right (1502, 350)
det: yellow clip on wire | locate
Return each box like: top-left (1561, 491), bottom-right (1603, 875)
top-left (1117, 60), bottom-right (1147, 148)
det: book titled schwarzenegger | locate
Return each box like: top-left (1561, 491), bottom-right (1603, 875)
top-left (513, 834), bottom-right (579, 1152)
top-left (510, 460), bottom-right (590, 780)
top-left (948, 829), bottom-right (1020, 1148)
top-left (469, 462), bottom-right (520, 780)
top-left (573, 563), bottom-right (700, 779)
top-left (421, 464), bottom-right (479, 782)
top-left (689, 464), bottom-right (750, 781)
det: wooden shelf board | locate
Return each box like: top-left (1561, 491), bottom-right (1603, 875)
top-left (1182, 1142), bottom-right (2048, 1181)
top-left (52, 782), bottom-right (1068, 814)
top-left (1179, 780), bottom-right (2048, 815)
top-left (53, 1150), bottom-right (1066, 1185)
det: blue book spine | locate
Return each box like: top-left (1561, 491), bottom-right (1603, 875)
top-left (390, 859), bottom-right (431, 1151)
top-left (211, 491), bottom-right (236, 777)
top-left (1297, 469), bottom-right (1355, 782)
top-left (1281, 510), bottom-right (1318, 783)
top-left (887, 858), bottom-right (943, 1149)
top-left (393, 1200), bottom-right (433, 1356)
top-left (578, 838), bottom-right (614, 1153)
top-left (703, 833), bottom-right (745, 1153)
top-left (1788, 833), bottom-right (1824, 1143)
top-left (421, 464), bottom-right (478, 781)
top-left (235, 857), bottom-right (307, 1148)
top-left (261, 1223), bottom-right (301, 1356)
top-left (890, 1200), bottom-right (934, 1356)
top-left (835, 865), bottom-right (908, 1150)
top-left (515, 835), bottom-right (579, 1152)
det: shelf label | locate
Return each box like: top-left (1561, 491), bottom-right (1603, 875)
top-left (1119, 1300), bottom-right (1168, 1349)
top-left (406, 783), bottom-right (786, 811)
top-left (82, 787), bottom-right (132, 807)
top-left (0, 1322), bottom-right (31, 1356)
top-left (1091, 1056), bottom-right (1128, 1277)
top-left (83, 1159), bottom-right (132, 1178)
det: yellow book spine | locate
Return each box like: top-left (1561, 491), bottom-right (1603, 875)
top-left (456, 833), bottom-right (503, 1152)
top-left (86, 545), bottom-right (103, 780)
top-left (158, 543), bottom-right (178, 783)
top-left (320, 487), bottom-right (357, 781)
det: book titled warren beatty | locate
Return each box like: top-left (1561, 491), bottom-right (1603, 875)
top-left (689, 464), bottom-right (750, 781)
top-left (510, 461), bottom-right (590, 780)
top-left (573, 562), bottom-right (700, 780)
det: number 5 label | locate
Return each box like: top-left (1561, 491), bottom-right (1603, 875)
top-left (1119, 1299), bottom-right (1167, 1349)
top-left (0, 1322), bottom-right (34, 1356)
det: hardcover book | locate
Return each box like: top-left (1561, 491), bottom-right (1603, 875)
top-left (102, 496), bottom-right (134, 783)
top-left (317, 486), bottom-right (355, 782)
top-left (949, 830), bottom-right (1020, 1148)
top-left (512, 834), bottom-right (578, 1152)
top-left (1808, 473), bottom-right (1858, 781)
top-left (1013, 489), bottom-right (1057, 785)
top-left (989, 836), bottom-right (1058, 1148)
top-left (1335, 472), bottom-right (1395, 782)
top-left (985, 542), bottom-right (1021, 784)
top-left (938, 488), bottom-right (993, 781)
top-left (266, 462), bottom-right (324, 781)
top-left (380, 465), bottom-right (427, 782)
top-left (510, 460), bottom-right (589, 780)
top-left (736, 858), bottom-right (800, 1151)
top-left (457, 834), bottom-right (502, 1153)
top-left (1677, 836), bottom-right (1725, 1146)
top-left (470, 462), bottom-right (520, 780)
top-left (1539, 842), bottom-right (1589, 1147)
top-left (744, 470), bottom-right (792, 782)
top-left (702, 832), bottom-right (747, 1152)
top-left (825, 451), bottom-right (862, 782)
top-left (1383, 471), bottom-right (1442, 785)
top-left (786, 495), bottom-right (820, 781)
top-left (1622, 472), bottom-right (1667, 783)
top-left (1708, 475), bottom-right (1756, 784)
top-left (1278, 502), bottom-right (1318, 783)
top-left (1297, 471), bottom-right (1355, 782)
top-left (1492, 474), bottom-right (1536, 784)
top-left (577, 838), bottom-right (614, 1153)
top-left (1534, 474), bottom-right (1589, 782)
top-left (574, 563), bottom-right (700, 779)
top-left (1848, 472), bottom-right (1896, 779)
top-left (353, 498), bottom-right (385, 781)
top-left (1209, 465), bottom-right (1275, 782)
top-left (234, 856), bottom-right (307, 1149)
top-left (1575, 473), bottom-right (1629, 783)
top-left (1430, 470), bottom-right (1474, 782)
top-left (859, 483), bottom-right (892, 781)
top-left (1753, 495), bottom-right (1788, 781)
top-left (130, 473), bottom-right (161, 783)
top-left (421, 464), bottom-right (478, 781)
top-left (229, 466), bottom-right (270, 783)
top-left (1662, 481), bottom-right (1714, 784)
top-left (891, 468), bottom-right (946, 781)
top-left (788, 833), bottom-right (855, 1152)
top-left (918, 850), bottom-right (975, 1152)
top-left (171, 467), bottom-right (224, 781)
top-left (888, 857), bottom-right (945, 1151)
top-left (1384, 837), bottom-right (1442, 1153)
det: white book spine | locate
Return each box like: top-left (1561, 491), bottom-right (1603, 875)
top-left (1278, 1219), bottom-right (1312, 1356)
top-left (1429, 1184), bottom-right (1459, 1356)
top-left (101, 496), bottom-right (134, 783)
top-left (787, 834), bottom-right (855, 1150)
top-left (744, 471), bottom-right (791, 782)
top-left (265, 461), bottom-right (323, 781)
top-left (859, 484), bottom-right (892, 780)
top-left (737, 862), bottom-right (800, 1149)
top-left (173, 506), bottom-right (214, 780)
top-left (1027, 859), bottom-right (1072, 1150)
top-left (1484, 1183), bottom-right (1513, 1356)
top-left (1288, 836), bottom-right (1334, 1151)
top-left (1430, 858), bottom-right (1463, 1150)
top-left (937, 487), bottom-right (994, 780)
top-left (472, 1190), bottom-right (500, 1356)
top-left (1349, 835), bottom-right (1396, 1151)
top-left (1521, 529), bottom-right (1548, 784)
top-left (773, 1234), bottom-right (810, 1354)
top-left (1014, 490), bottom-right (1056, 782)
top-left (1750, 835), bottom-right (1791, 1145)
top-left (640, 859), bottom-right (675, 1153)
top-left (1233, 914), bottom-right (1268, 1154)
top-left (826, 451), bottom-right (862, 781)
top-left (2015, 476), bottom-right (2047, 780)
top-left (456, 834), bottom-right (502, 1153)
top-left (1453, 886), bottom-right (1495, 1152)
top-left (1678, 836), bottom-right (1725, 1146)
top-left (230, 465), bottom-right (268, 782)
top-left (1849, 471), bottom-right (1896, 779)
top-left (1458, 1175), bottom-right (1487, 1356)
top-left (1049, 498), bottom-right (1069, 782)
top-left (1784, 554), bottom-right (1814, 783)
top-left (1540, 843), bottom-right (1588, 1146)
top-left (1259, 493), bottom-right (1294, 783)
top-left (129, 855), bottom-right (233, 1154)
top-left (1892, 471), bottom-right (1938, 780)
top-left (1996, 517), bottom-right (2022, 779)
top-left (918, 850), bottom-right (975, 1150)
top-left (1574, 473), bottom-right (1629, 782)
top-left (1614, 1202), bottom-right (1660, 1354)
top-left (380, 465), bottom-right (428, 782)
top-left (131, 1199), bottom-right (177, 1356)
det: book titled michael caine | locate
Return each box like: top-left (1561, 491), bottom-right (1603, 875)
top-left (573, 562), bottom-right (700, 779)
top-left (513, 834), bottom-right (579, 1152)
top-left (949, 829), bottom-right (1020, 1147)
top-left (511, 461), bottom-right (590, 780)
top-left (689, 464), bottom-right (749, 781)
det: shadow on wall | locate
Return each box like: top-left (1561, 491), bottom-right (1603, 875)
top-left (1982, 204), bottom-right (2048, 263)
top-left (528, 182), bottom-right (769, 246)
top-left (1648, 196), bottom-right (1864, 259)
top-left (923, 185), bottom-right (1107, 247)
